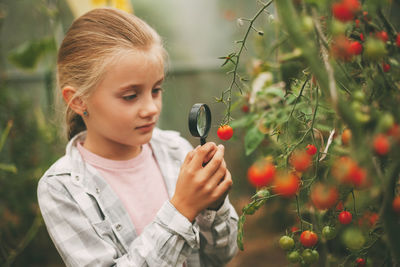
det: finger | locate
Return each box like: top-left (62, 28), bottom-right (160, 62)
top-left (208, 159), bottom-right (227, 188)
top-left (203, 143), bottom-right (219, 164)
top-left (213, 170), bottom-right (233, 198)
top-left (191, 142), bottom-right (217, 168)
top-left (203, 144), bottom-right (225, 174)
top-left (183, 150), bottom-right (195, 165)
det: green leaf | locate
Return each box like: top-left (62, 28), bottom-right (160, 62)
top-left (8, 37), bottom-right (56, 69)
top-left (0, 163), bottom-right (17, 173)
top-left (244, 126), bottom-right (265, 155)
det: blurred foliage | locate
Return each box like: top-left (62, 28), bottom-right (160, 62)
top-left (0, 1), bottom-right (65, 266)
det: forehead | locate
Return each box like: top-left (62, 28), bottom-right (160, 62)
top-left (103, 47), bottom-right (164, 81)
top-left (112, 46), bottom-right (165, 70)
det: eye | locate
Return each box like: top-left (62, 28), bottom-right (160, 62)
top-left (152, 88), bottom-right (163, 95)
top-left (122, 94), bottom-right (137, 101)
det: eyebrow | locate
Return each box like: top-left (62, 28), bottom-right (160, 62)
top-left (119, 76), bottom-right (165, 92)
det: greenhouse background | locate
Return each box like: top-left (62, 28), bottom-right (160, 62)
top-left (0, 0), bottom-right (290, 266)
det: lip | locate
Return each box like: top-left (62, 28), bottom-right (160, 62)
top-left (135, 122), bottom-right (156, 132)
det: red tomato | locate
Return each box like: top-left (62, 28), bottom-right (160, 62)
top-left (382, 62), bottom-right (391, 72)
top-left (355, 258), bottom-right (366, 267)
top-left (290, 150), bottom-right (312, 172)
top-left (247, 161), bottom-right (276, 188)
top-left (360, 33), bottom-right (364, 41)
top-left (331, 36), bottom-right (354, 61)
top-left (310, 183), bottom-right (339, 210)
top-left (332, 3), bottom-right (354, 22)
top-left (397, 33), bottom-right (400, 47)
top-left (291, 226), bottom-right (300, 233)
top-left (358, 211), bottom-right (379, 228)
top-left (393, 196), bottom-right (400, 213)
top-left (373, 134), bottom-right (390, 155)
top-left (306, 144), bottom-right (317, 156)
top-left (336, 201), bottom-right (344, 211)
top-left (332, 157), bottom-right (367, 188)
top-left (376, 31), bottom-right (389, 42)
top-left (341, 129), bottom-right (352, 145)
top-left (300, 230), bottom-right (318, 247)
top-left (273, 172), bottom-right (300, 198)
top-left (348, 165), bottom-right (367, 188)
top-left (338, 210), bottom-right (353, 225)
top-left (241, 104), bottom-right (250, 113)
top-left (387, 123), bottom-right (400, 143)
top-left (342, 0), bottom-right (361, 12)
top-left (217, 125), bottom-right (233, 141)
top-left (349, 41), bottom-right (363, 55)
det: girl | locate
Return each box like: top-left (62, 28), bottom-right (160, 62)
top-left (37, 7), bottom-right (238, 267)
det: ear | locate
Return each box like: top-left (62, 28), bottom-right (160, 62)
top-left (62, 86), bottom-right (87, 116)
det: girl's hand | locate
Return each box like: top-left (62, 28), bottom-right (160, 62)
top-left (171, 143), bottom-right (233, 222)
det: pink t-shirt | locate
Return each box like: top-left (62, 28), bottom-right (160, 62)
top-left (77, 142), bottom-right (169, 235)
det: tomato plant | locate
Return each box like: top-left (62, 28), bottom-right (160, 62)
top-left (219, 0), bottom-right (400, 265)
top-left (217, 125), bottom-right (233, 141)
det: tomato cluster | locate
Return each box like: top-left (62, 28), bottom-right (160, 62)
top-left (278, 230), bottom-right (319, 265)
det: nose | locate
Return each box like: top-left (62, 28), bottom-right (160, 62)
top-left (139, 93), bottom-right (159, 118)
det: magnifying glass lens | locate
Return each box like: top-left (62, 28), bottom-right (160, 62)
top-left (197, 106), bottom-right (207, 136)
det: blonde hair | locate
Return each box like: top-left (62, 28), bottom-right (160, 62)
top-left (57, 8), bottom-right (165, 140)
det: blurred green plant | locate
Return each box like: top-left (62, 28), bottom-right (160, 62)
top-left (0, 1), bottom-right (66, 266)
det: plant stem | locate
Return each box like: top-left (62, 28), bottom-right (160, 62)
top-left (4, 214), bottom-right (43, 267)
top-left (222, 0), bottom-right (274, 125)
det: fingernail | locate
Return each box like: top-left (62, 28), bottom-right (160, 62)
top-left (218, 144), bottom-right (224, 150)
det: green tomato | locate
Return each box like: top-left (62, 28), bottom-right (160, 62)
top-left (322, 226), bottom-right (337, 240)
top-left (353, 90), bottom-right (365, 102)
top-left (330, 20), bottom-right (348, 36)
top-left (311, 249), bottom-right (319, 262)
top-left (286, 250), bottom-right (300, 263)
top-left (279, 235), bottom-right (295, 250)
top-left (355, 112), bottom-right (370, 123)
top-left (302, 16), bottom-right (314, 33)
top-left (378, 113), bottom-right (394, 132)
top-left (302, 249), bottom-right (317, 264)
top-left (342, 227), bottom-right (366, 251)
top-left (364, 38), bottom-right (387, 61)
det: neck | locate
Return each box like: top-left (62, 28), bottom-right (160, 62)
top-left (83, 132), bottom-right (142, 160)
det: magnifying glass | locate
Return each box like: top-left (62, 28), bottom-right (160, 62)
top-left (188, 103), bottom-right (212, 146)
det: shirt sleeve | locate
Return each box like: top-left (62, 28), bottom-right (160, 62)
top-left (38, 178), bottom-right (200, 267)
top-left (195, 196), bottom-right (239, 266)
